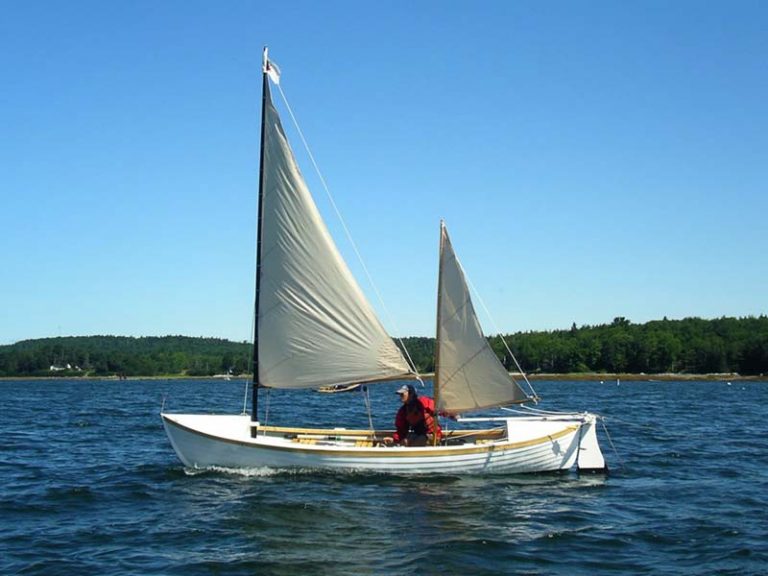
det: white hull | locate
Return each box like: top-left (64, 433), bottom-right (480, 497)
top-left (161, 413), bottom-right (606, 475)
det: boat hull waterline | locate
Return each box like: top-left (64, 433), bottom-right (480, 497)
top-left (161, 413), bottom-right (606, 474)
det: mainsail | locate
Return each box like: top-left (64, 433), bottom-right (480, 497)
top-left (256, 82), bottom-right (413, 389)
top-left (435, 222), bottom-right (528, 413)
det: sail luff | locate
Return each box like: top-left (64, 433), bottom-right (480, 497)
top-left (432, 221), bottom-right (446, 443)
top-left (434, 222), bottom-right (448, 408)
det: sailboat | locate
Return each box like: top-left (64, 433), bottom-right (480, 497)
top-left (161, 49), bottom-right (606, 474)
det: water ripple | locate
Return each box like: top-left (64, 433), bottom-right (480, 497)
top-left (1, 378), bottom-right (767, 575)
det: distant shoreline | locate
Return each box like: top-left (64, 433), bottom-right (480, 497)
top-left (526, 372), bottom-right (764, 382)
top-left (1, 372), bottom-right (764, 382)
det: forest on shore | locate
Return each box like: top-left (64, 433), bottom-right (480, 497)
top-left (1, 316), bottom-right (766, 379)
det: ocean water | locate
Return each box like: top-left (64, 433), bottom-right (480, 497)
top-left (1, 378), bottom-right (767, 575)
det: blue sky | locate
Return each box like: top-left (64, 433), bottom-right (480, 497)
top-left (2, 1), bottom-right (766, 344)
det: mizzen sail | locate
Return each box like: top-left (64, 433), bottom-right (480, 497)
top-left (435, 222), bottom-right (528, 413)
top-left (256, 84), bottom-right (413, 389)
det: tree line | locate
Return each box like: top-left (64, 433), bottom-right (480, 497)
top-left (1, 316), bottom-right (766, 378)
top-left (401, 315), bottom-right (768, 376)
top-left (0, 336), bottom-right (251, 378)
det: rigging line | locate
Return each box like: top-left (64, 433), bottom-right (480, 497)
top-left (505, 405), bottom-right (578, 416)
top-left (600, 418), bottom-right (624, 471)
top-left (241, 379), bottom-right (249, 415)
top-left (274, 82), bottom-right (422, 380)
top-left (362, 386), bottom-right (375, 434)
top-left (463, 271), bottom-right (539, 401)
top-left (262, 388), bottom-right (271, 435)
top-left (244, 306), bottom-right (256, 416)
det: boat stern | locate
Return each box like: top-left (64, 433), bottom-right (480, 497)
top-left (576, 413), bottom-right (607, 472)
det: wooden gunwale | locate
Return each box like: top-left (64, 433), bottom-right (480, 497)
top-left (255, 424), bottom-right (505, 440)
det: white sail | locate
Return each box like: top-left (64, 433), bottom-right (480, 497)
top-left (436, 223), bottom-right (528, 413)
top-left (256, 85), bottom-right (413, 389)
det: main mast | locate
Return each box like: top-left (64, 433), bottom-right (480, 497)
top-left (251, 47), bottom-right (270, 423)
top-left (433, 220), bottom-right (446, 444)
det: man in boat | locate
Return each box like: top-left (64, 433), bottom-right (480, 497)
top-left (383, 384), bottom-right (442, 447)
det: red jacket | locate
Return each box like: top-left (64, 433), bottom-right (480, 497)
top-left (393, 396), bottom-right (442, 443)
